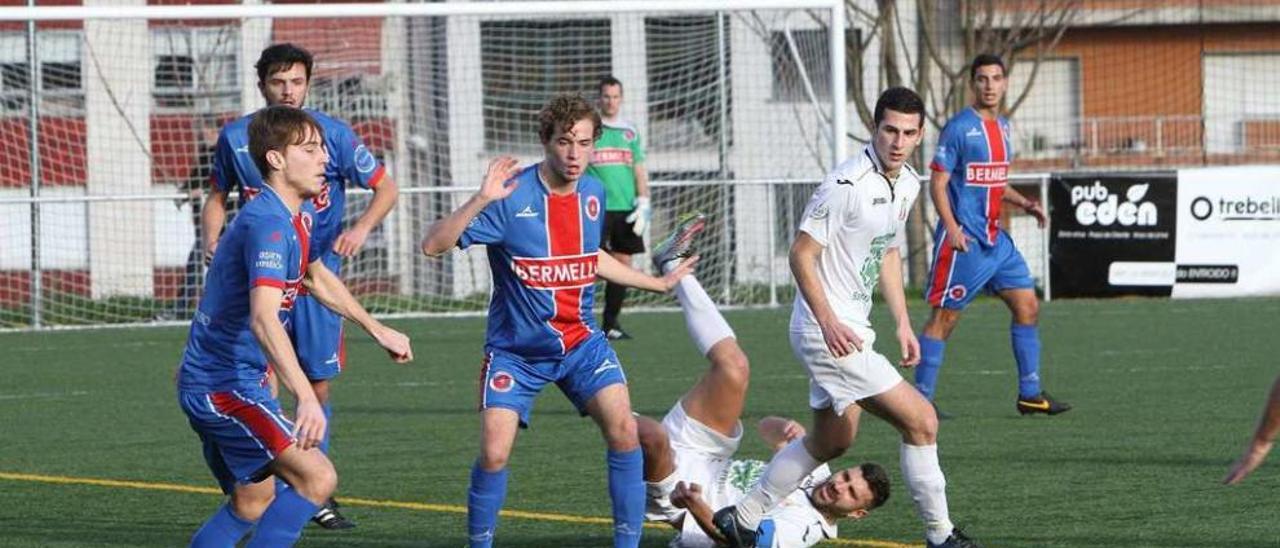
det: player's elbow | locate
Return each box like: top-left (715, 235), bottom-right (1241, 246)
top-left (420, 235), bottom-right (448, 257)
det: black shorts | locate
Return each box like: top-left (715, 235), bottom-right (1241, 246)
top-left (601, 210), bottom-right (646, 254)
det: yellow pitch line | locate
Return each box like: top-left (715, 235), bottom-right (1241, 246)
top-left (0, 471), bottom-right (914, 547)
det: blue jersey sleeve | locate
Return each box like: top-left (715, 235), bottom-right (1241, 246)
top-left (457, 200), bottom-right (506, 248)
top-left (330, 123), bottom-right (386, 190)
top-left (244, 218), bottom-right (295, 289)
top-left (930, 121), bottom-right (964, 174)
top-left (210, 129), bottom-right (239, 193)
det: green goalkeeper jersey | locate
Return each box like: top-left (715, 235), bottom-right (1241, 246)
top-left (589, 119), bottom-right (646, 212)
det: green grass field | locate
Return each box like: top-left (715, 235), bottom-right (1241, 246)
top-left (1, 297), bottom-right (1278, 547)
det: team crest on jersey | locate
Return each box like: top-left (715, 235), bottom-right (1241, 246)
top-left (585, 195), bottom-right (601, 221)
top-left (489, 372), bottom-right (515, 393)
top-left (623, 129), bottom-right (635, 141)
top-left (354, 144), bottom-right (377, 174)
top-left (300, 212), bottom-right (314, 235)
top-left (242, 185), bottom-right (262, 202)
top-left (948, 285), bottom-right (968, 301)
top-left (311, 182), bottom-right (332, 212)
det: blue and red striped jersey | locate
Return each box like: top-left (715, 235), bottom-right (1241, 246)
top-left (178, 186), bottom-right (318, 392)
top-left (929, 107), bottom-right (1014, 247)
top-left (459, 164), bottom-right (605, 360)
top-left (210, 108), bottom-right (385, 273)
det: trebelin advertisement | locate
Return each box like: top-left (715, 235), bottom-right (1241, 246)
top-left (1048, 172), bottom-right (1178, 298)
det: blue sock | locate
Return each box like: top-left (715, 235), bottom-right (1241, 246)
top-left (190, 503), bottom-right (254, 548)
top-left (467, 461), bottom-right (509, 548)
top-left (319, 401), bottom-right (333, 455)
top-left (1011, 323), bottom-right (1042, 399)
top-left (915, 336), bottom-right (946, 400)
top-left (244, 485), bottom-right (320, 548)
top-left (606, 448), bottom-right (644, 548)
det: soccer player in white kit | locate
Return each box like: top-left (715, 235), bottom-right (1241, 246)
top-left (638, 221), bottom-right (891, 547)
top-left (713, 87), bottom-right (979, 548)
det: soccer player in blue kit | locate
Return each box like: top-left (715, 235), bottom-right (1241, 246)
top-left (202, 43), bottom-right (400, 527)
top-left (915, 54), bottom-right (1071, 416)
top-left (177, 105), bottom-right (412, 548)
top-left (420, 94), bottom-right (698, 548)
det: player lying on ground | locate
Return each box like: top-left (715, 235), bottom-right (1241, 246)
top-left (638, 229), bottom-right (890, 547)
top-left (177, 106), bottom-right (411, 548)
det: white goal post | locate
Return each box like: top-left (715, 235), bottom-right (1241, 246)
top-left (0, 0), bottom-right (854, 329)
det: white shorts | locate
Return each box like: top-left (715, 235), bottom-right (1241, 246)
top-left (644, 399), bottom-right (742, 527)
top-left (790, 326), bottom-right (903, 415)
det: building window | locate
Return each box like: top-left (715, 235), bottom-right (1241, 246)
top-left (645, 16), bottom-right (732, 151)
top-left (1007, 57), bottom-right (1081, 159)
top-left (1204, 53), bottom-right (1280, 154)
top-left (480, 19), bottom-right (612, 151)
top-left (0, 31), bottom-right (84, 116)
top-left (152, 26), bottom-right (239, 113)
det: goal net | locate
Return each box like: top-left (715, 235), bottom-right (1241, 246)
top-left (0, 1), bottom-right (847, 329)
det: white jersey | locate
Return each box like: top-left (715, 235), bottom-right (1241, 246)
top-left (790, 145), bottom-right (921, 332)
top-left (671, 460), bottom-right (836, 548)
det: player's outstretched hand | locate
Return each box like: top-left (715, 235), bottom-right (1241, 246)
top-left (372, 324), bottom-right (413, 364)
top-left (1024, 200), bottom-right (1047, 229)
top-left (333, 226), bottom-right (371, 257)
top-left (658, 255), bottom-right (699, 292)
top-left (670, 481), bottom-right (704, 510)
top-left (896, 323), bottom-right (921, 367)
top-left (293, 400), bottom-right (327, 451)
top-left (819, 318), bottom-right (862, 357)
top-left (479, 156), bottom-right (522, 203)
top-left (946, 225), bottom-right (970, 253)
top-left (1224, 440), bottom-right (1273, 485)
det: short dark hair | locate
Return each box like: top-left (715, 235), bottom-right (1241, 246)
top-left (598, 75), bottom-right (623, 94)
top-left (970, 53), bottom-right (1006, 80)
top-left (248, 105), bottom-right (325, 177)
top-left (538, 94), bottom-right (602, 144)
top-left (873, 86), bottom-right (925, 128)
top-left (256, 43), bottom-right (314, 83)
top-left (860, 463), bottom-right (891, 510)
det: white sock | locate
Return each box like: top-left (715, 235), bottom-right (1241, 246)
top-left (674, 275), bottom-right (735, 357)
top-left (900, 443), bottom-right (954, 545)
top-left (645, 470), bottom-right (678, 500)
top-left (735, 438), bottom-right (821, 529)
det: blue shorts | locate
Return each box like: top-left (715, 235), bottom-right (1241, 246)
top-left (289, 294), bottom-right (344, 381)
top-left (925, 227), bottom-right (1034, 310)
top-left (479, 333), bottom-right (627, 428)
top-left (178, 386), bottom-right (296, 494)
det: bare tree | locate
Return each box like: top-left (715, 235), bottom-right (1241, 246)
top-left (844, 0), bottom-right (1082, 285)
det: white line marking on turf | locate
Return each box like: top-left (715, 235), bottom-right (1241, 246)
top-left (0, 471), bottom-right (913, 547)
top-left (0, 390), bottom-right (89, 401)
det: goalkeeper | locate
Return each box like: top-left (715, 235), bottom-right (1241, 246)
top-left (590, 76), bottom-right (652, 341)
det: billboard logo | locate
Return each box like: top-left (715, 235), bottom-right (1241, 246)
top-left (1070, 181), bottom-right (1158, 227)
top-left (1189, 195), bottom-right (1280, 221)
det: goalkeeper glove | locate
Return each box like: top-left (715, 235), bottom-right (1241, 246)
top-left (627, 196), bottom-right (652, 236)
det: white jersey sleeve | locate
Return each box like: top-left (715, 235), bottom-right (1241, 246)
top-left (755, 464), bottom-right (838, 548)
top-left (795, 175), bottom-right (856, 247)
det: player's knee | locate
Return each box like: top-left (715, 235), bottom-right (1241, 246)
top-left (295, 460), bottom-right (338, 503)
top-left (1015, 298), bottom-right (1039, 325)
top-left (636, 418), bottom-right (668, 457)
top-left (230, 489), bottom-right (274, 522)
top-left (716, 351), bottom-right (751, 391)
top-left (603, 415), bottom-right (639, 452)
top-left (904, 410), bottom-right (938, 445)
top-left (478, 448), bottom-right (510, 471)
